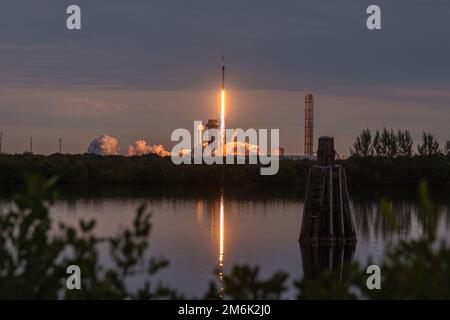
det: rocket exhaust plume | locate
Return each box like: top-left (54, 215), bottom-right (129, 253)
top-left (87, 135), bottom-right (171, 157)
top-left (220, 55), bottom-right (226, 154)
top-left (87, 134), bottom-right (119, 155)
top-left (127, 140), bottom-right (171, 157)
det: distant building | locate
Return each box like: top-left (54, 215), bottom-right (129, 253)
top-left (304, 93), bottom-right (314, 156)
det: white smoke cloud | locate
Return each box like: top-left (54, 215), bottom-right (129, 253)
top-left (127, 140), bottom-right (171, 157)
top-left (87, 134), bottom-right (119, 155)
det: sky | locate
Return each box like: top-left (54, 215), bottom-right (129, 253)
top-left (0, 0), bottom-right (450, 155)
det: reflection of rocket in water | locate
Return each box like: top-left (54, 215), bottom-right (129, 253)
top-left (218, 190), bottom-right (225, 298)
top-left (196, 192), bottom-right (225, 298)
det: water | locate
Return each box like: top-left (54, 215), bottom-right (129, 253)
top-left (1, 184), bottom-right (449, 298)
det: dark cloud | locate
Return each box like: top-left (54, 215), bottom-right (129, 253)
top-left (0, 1), bottom-right (449, 90)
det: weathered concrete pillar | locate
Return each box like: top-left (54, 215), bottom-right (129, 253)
top-left (299, 137), bottom-right (357, 244)
top-left (317, 136), bottom-right (335, 166)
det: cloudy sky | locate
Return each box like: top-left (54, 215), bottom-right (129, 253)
top-left (0, 0), bottom-right (449, 155)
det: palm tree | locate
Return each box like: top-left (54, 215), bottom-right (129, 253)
top-left (380, 128), bottom-right (398, 157)
top-left (397, 130), bottom-right (413, 157)
top-left (417, 132), bottom-right (441, 156)
top-left (372, 130), bottom-right (382, 156)
top-left (350, 129), bottom-right (373, 156)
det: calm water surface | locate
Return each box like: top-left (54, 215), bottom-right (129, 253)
top-left (1, 185), bottom-right (449, 298)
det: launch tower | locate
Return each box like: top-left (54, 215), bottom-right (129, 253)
top-left (304, 93), bottom-right (314, 156)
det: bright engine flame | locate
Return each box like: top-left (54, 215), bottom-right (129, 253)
top-left (220, 89), bottom-right (225, 153)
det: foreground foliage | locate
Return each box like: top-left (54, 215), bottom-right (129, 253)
top-left (0, 177), bottom-right (449, 299)
top-left (0, 176), bottom-right (179, 299)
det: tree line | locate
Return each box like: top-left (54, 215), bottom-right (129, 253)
top-left (0, 153), bottom-right (306, 185)
top-left (350, 128), bottom-right (450, 157)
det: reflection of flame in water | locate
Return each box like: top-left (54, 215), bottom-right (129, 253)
top-left (218, 191), bottom-right (225, 297)
top-left (219, 194), bottom-right (224, 267)
top-left (196, 193), bottom-right (225, 297)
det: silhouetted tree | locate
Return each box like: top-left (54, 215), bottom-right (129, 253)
top-left (397, 130), bottom-right (413, 157)
top-left (445, 141), bottom-right (450, 156)
top-left (350, 129), bottom-right (372, 157)
top-left (417, 132), bottom-right (440, 156)
top-left (372, 130), bottom-right (383, 156)
top-left (382, 128), bottom-right (398, 157)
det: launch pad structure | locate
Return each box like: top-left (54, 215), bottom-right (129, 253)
top-left (304, 93), bottom-right (314, 156)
